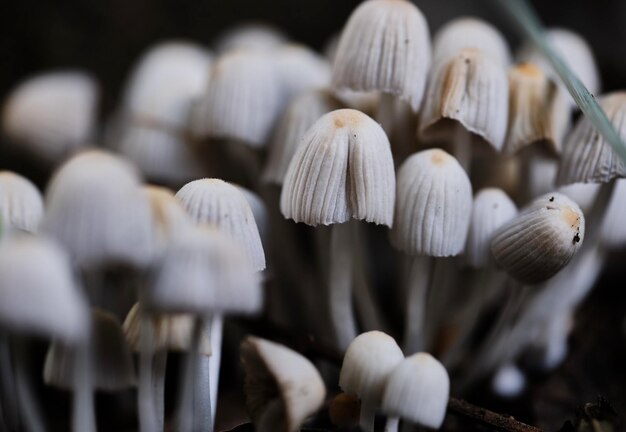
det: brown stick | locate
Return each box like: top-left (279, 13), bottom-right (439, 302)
top-left (447, 398), bottom-right (543, 432)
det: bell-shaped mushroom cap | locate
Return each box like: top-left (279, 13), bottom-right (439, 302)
top-left (241, 337), bottom-right (326, 432)
top-left (0, 171), bottom-right (44, 233)
top-left (145, 225), bottom-right (262, 315)
top-left (44, 309), bottom-right (136, 391)
top-left (122, 303), bottom-right (211, 355)
top-left (432, 17), bottom-right (511, 67)
top-left (273, 44), bottom-right (331, 102)
top-left (263, 90), bottom-right (344, 186)
top-left (517, 28), bottom-right (600, 107)
top-left (504, 63), bottom-right (570, 156)
top-left (176, 178), bottom-right (265, 271)
top-left (381, 353), bottom-right (449, 429)
top-left (332, 0), bottom-right (431, 112)
top-left (191, 50), bottom-right (282, 147)
top-left (2, 71), bottom-right (99, 164)
top-left (42, 149), bottom-right (154, 269)
top-left (339, 331), bottom-right (404, 404)
top-left (0, 235), bottom-right (87, 343)
top-left (391, 149), bottom-right (472, 257)
top-left (557, 92), bottom-right (626, 185)
top-left (600, 179), bottom-right (626, 249)
top-left (280, 109), bottom-right (395, 227)
top-left (214, 23), bottom-right (287, 54)
top-left (465, 188), bottom-right (518, 268)
top-left (419, 48), bottom-right (509, 151)
top-left (491, 193), bottom-right (585, 284)
top-left (143, 185), bottom-right (191, 253)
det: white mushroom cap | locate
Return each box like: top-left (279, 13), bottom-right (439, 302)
top-left (0, 235), bottom-right (87, 343)
top-left (491, 193), bottom-right (585, 284)
top-left (381, 352), bottom-right (449, 429)
top-left (241, 337), bottom-right (326, 432)
top-left (42, 149), bottom-right (154, 269)
top-left (263, 90), bottom-right (343, 186)
top-left (0, 171), bottom-right (44, 234)
top-left (465, 188), bottom-right (518, 268)
top-left (146, 225), bottom-right (262, 315)
top-left (2, 70), bottom-right (99, 165)
top-left (214, 23), bottom-right (287, 54)
top-left (273, 44), bottom-right (331, 103)
top-left (557, 92), bottom-right (626, 185)
top-left (432, 17), bottom-right (511, 67)
top-left (491, 363), bottom-right (525, 398)
top-left (339, 331), bottom-right (404, 405)
top-left (280, 109), bottom-right (395, 227)
top-left (332, 0), bottom-right (432, 112)
top-left (176, 178), bottom-right (265, 271)
top-left (391, 149), bottom-right (472, 257)
top-left (600, 178), bottom-right (626, 249)
top-left (420, 48), bottom-right (509, 152)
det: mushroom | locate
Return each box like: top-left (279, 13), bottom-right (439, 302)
top-left (0, 171), bottom-right (44, 235)
top-left (214, 23), bottom-right (287, 54)
top-left (339, 331), bottom-right (404, 432)
top-left (240, 337), bottom-right (325, 432)
top-left (491, 363), bottom-right (526, 398)
top-left (272, 44), bottom-right (331, 104)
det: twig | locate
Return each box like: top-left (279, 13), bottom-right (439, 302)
top-left (447, 398), bottom-right (543, 432)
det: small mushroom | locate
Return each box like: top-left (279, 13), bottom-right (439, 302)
top-left (491, 363), bottom-right (525, 398)
top-left (272, 44), bottom-right (330, 103)
top-left (0, 171), bottom-right (44, 235)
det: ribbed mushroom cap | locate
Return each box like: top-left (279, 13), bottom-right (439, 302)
top-left (0, 235), bottom-right (87, 343)
top-left (491, 193), bottom-right (585, 284)
top-left (241, 337), bottom-right (326, 432)
top-left (146, 225), bottom-right (262, 315)
top-left (557, 92), bottom-right (626, 185)
top-left (339, 331), bottom-right (404, 404)
top-left (381, 353), bottom-right (449, 429)
top-left (263, 90), bottom-right (343, 186)
top-left (143, 185), bottom-right (191, 253)
top-left (600, 179), bottom-right (626, 249)
top-left (465, 188), bottom-right (518, 268)
top-left (432, 17), bottom-right (511, 67)
top-left (176, 178), bottom-right (265, 271)
top-left (192, 50), bottom-right (282, 146)
top-left (419, 48), bottom-right (509, 152)
top-left (42, 149), bottom-right (154, 269)
top-left (0, 171), bottom-right (44, 234)
top-left (280, 109), bottom-right (395, 227)
top-left (332, 0), bottom-right (431, 111)
top-left (214, 23), bottom-right (287, 54)
top-left (504, 63), bottom-right (570, 156)
top-left (273, 44), bottom-right (330, 102)
top-left (44, 308), bottom-right (136, 391)
top-left (391, 149), bottom-right (472, 257)
top-left (122, 303), bottom-right (212, 355)
top-left (2, 71), bottom-right (98, 164)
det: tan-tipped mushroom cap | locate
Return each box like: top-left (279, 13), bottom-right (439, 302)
top-left (557, 92), bottom-right (626, 185)
top-left (332, 0), bottom-right (431, 112)
top-left (382, 353), bottom-right (450, 429)
top-left (491, 193), bottom-right (585, 284)
top-left (391, 149), bottom-right (473, 257)
top-left (339, 331), bottom-right (404, 404)
top-left (420, 48), bottom-right (509, 152)
top-left (0, 171), bottom-right (44, 234)
top-left (176, 178), bottom-right (265, 271)
top-left (241, 337), bottom-right (326, 432)
top-left (280, 109), bottom-right (395, 227)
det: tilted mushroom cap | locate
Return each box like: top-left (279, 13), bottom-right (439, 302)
top-left (0, 171), bottom-right (44, 233)
top-left (191, 50), bottom-right (282, 146)
top-left (280, 109), bottom-right (395, 227)
top-left (122, 303), bottom-right (211, 355)
top-left (214, 23), bottom-right (287, 54)
top-left (273, 44), bottom-right (331, 102)
top-left (42, 149), bottom-right (154, 269)
top-left (44, 308), bottom-right (136, 391)
top-left (145, 225), bottom-right (262, 315)
top-left (419, 48), bottom-right (509, 152)
top-left (2, 71), bottom-right (99, 164)
top-left (391, 149), bottom-right (472, 257)
top-left (263, 90), bottom-right (344, 186)
top-left (465, 188), bottom-right (518, 268)
top-left (176, 178), bottom-right (265, 271)
top-left (241, 337), bottom-right (326, 432)
top-left (557, 92), bottom-right (626, 185)
top-left (332, 0), bottom-right (431, 111)
top-left (600, 179), bottom-right (626, 249)
top-left (339, 331), bottom-right (404, 404)
top-left (381, 353), bottom-right (450, 429)
top-left (504, 63), bottom-right (570, 156)
top-left (491, 193), bottom-right (585, 284)
top-left (432, 17), bottom-right (511, 67)
top-left (0, 235), bottom-right (87, 343)
top-left (143, 185), bottom-right (191, 253)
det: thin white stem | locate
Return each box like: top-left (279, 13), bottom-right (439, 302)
top-left (403, 255), bottom-right (432, 354)
top-left (12, 339), bottom-right (45, 432)
top-left (139, 314), bottom-right (157, 432)
top-left (152, 351), bottom-right (167, 432)
top-left (72, 339), bottom-right (96, 432)
top-left (385, 416), bottom-right (400, 432)
top-left (359, 399), bottom-right (377, 432)
top-left (208, 315), bottom-right (223, 422)
top-left (194, 353), bottom-right (212, 432)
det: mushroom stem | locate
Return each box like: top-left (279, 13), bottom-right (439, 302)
top-left (359, 398), bottom-right (377, 432)
top-left (0, 334), bottom-right (19, 431)
top-left (73, 338), bottom-right (96, 432)
top-left (208, 315), bottom-right (223, 423)
top-left (403, 255), bottom-right (433, 353)
top-left (138, 313), bottom-right (157, 432)
top-left (153, 351), bottom-right (167, 432)
top-left (328, 222), bottom-right (358, 351)
top-left (12, 338), bottom-right (45, 432)
top-left (385, 416), bottom-right (400, 432)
